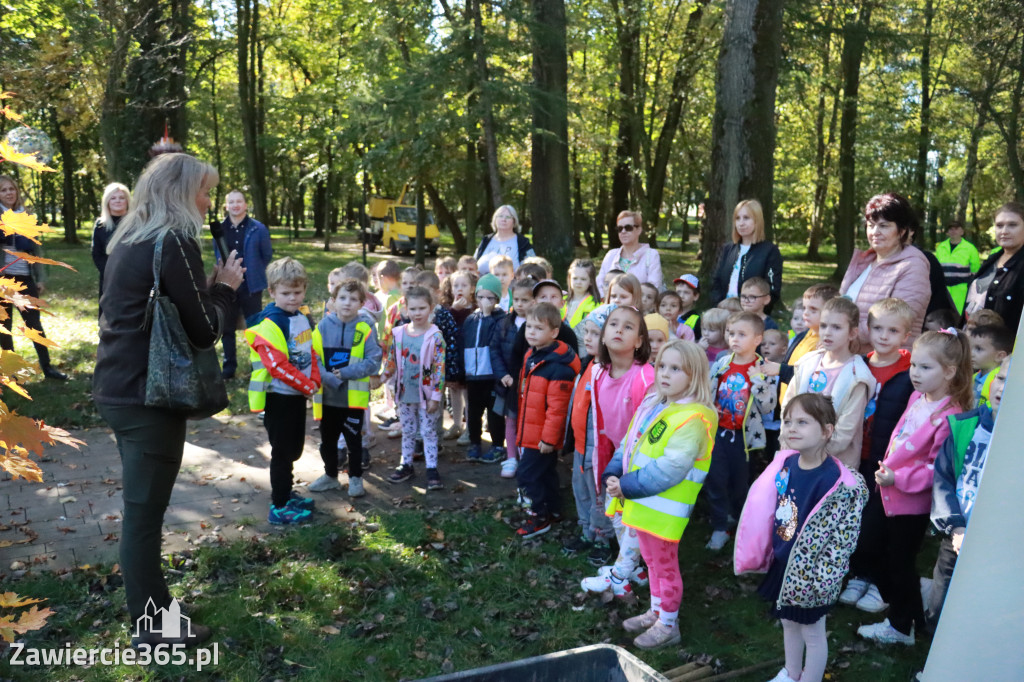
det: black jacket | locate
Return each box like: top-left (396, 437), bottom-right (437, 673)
top-left (710, 241), bottom-right (784, 312)
top-left (970, 248), bottom-right (1024, 334)
top-left (922, 248), bottom-right (956, 318)
top-left (93, 230), bottom-right (235, 406)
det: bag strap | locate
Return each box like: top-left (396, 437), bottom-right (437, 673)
top-left (141, 234), bottom-right (168, 332)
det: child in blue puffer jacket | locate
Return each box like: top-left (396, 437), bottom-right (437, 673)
top-left (463, 274), bottom-right (507, 463)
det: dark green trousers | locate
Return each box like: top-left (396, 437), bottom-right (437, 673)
top-left (98, 404), bottom-right (187, 623)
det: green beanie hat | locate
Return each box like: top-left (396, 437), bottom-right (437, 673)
top-left (476, 273), bottom-right (503, 298)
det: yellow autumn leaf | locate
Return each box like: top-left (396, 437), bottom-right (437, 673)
top-left (0, 592), bottom-right (46, 609)
top-left (0, 276), bottom-right (26, 293)
top-left (3, 250), bottom-right (75, 271)
top-left (11, 605), bottom-right (53, 635)
top-left (0, 140), bottom-right (55, 172)
top-left (0, 351), bottom-right (36, 383)
top-left (0, 210), bottom-right (52, 243)
top-left (0, 377), bottom-right (32, 399)
top-left (0, 106), bottom-right (23, 122)
top-left (20, 327), bottom-right (57, 348)
top-left (0, 448), bottom-right (42, 482)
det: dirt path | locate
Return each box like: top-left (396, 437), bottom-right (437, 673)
top-left (1, 409), bottom-right (551, 574)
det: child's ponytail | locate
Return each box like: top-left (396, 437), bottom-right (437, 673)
top-left (914, 329), bottom-right (974, 409)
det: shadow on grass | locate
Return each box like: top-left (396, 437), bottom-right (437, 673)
top-left (5, 502), bottom-right (933, 682)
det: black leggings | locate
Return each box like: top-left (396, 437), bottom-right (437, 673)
top-left (848, 490), bottom-right (930, 635)
top-left (466, 380), bottom-right (505, 447)
top-left (0, 274), bottom-right (53, 369)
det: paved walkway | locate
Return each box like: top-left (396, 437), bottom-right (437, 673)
top-left (1, 412), bottom-right (523, 574)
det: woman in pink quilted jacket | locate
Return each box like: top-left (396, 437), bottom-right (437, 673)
top-left (840, 193), bottom-right (931, 349)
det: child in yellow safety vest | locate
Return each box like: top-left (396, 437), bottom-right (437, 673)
top-left (309, 278), bottom-right (383, 498)
top-left (601, 339), bottom-right (718, 650)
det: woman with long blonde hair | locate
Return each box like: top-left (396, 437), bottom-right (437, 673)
top-left (92, 182), bottom-right (130, 309)
top-left (710, 199), bottom-right (784, 312)
top-left (94, 153), bottom-right (244, 647)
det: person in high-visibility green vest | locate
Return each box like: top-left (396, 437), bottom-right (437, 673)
top-left (600, 340), bottom-right (718, 650)
top-left (935, 220), bottom-right (981, 315)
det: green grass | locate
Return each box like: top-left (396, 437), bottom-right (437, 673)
top-left (3, 501), bottom-right (934, 681)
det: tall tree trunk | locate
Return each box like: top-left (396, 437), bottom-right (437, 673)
top-left (426, 183), bottom-right (466, 254)
top-left (49, 110), bottom-right (79, 244)
top-left (609, 0), bottom-right (640, 249)
top-left (807, 1), bottom-right (839, 261)
top-left (118, 0), bottom-right (192, 180)
top-left (1002, 38), bottom-right (1024, 199)
top-left (471, 0), bottom-right (502, 207)
top-left (956, 105), bottom-right (988, 225)
top-left (644, 0), bottom-right (711, 238)
top-left (834, 3), bottom-right (873, 282)
top-left (913, 0), bottom-right (934, 246)
top-left (98, 2), bottom-right (133, 182)
top-left (236, 0), bottom-right (269, 222)
top-left (702, 0), bottom-right (786, 289)
top-left (209, 1), bottom-right (224, 211)
top-left (529, 0), bottom-right (573, 275)
top-left (463, 141), bottom-right (479, 254)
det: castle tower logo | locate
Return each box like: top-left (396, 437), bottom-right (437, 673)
top-left (132, 598), bottom-right (194, 640)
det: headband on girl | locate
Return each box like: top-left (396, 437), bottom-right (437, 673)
top-left (938, 327), bottom-right (959, 336)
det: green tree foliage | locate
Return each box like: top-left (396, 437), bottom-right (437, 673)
top-left (0, 0), bottom-right (1022, 261)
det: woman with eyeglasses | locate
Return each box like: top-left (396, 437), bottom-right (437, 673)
top-left (597, 210), bottom-right (664, 297)
top-left (709, 199), bottom-right (784, 313)
top-left (839, 192), bottom-right (931, 348)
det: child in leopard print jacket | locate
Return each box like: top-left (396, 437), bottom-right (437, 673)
top-left (734, 393), bottom-right (868, 682)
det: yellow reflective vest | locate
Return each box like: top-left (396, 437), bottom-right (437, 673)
top-left (246, 317), bottom-right (287, 413)
top-left (614, 403), bottom-right (717, 542)
top-left (311, 319), bottom-right (373, 418)
top-left (563, 294), bottom-right (598, 329)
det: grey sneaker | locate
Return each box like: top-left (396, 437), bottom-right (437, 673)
top-left (706, 530), bottom-right (731, 551)
top-left (308, 475), bottom-right (342, 492)
top-left (348, 476), bottom-right (365, 497)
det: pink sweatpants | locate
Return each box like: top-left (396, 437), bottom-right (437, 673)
top-left (638, 531), bottom-right (682, 614)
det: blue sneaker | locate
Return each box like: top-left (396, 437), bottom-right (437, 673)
top-left (268, 503), bottom-right (311, 525)
top-left (287, 491), bottom-right (315, 511)
top-left (479, 446), bottom-right (504, 464)
top-left (465, 444), bottom-right (483, 462)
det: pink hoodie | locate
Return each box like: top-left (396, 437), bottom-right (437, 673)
top-left (878, 391), bottom-right (961, 516)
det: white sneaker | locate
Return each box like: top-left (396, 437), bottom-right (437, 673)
top-left (857, 618), bottom-right (915, 645)
top-left (629, 566), bottom-right (649, 587)
top-left (500, 458), bottom-right (518, 479)
top-left (839, 577), bottom-right (869, 605)
top-left (456, 431), bottom-right (471, 446)
top-left (706, 530), bottom-right (731, 551)
top-left (348, 476), bottom-right (365, 498)
top-left (767, 667), bottom-right (800, 682)
top-left (855, 583), bottom-right (888, 613)
top-left (581, 569), bottom-right (632, 599)
top-left (308, 475), bottom-right (342, 492)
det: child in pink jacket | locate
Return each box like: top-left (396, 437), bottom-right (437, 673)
top-left (735, 393), bottom-right (868, 682)
top-left (845, 330), bottom-right (973, 646)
